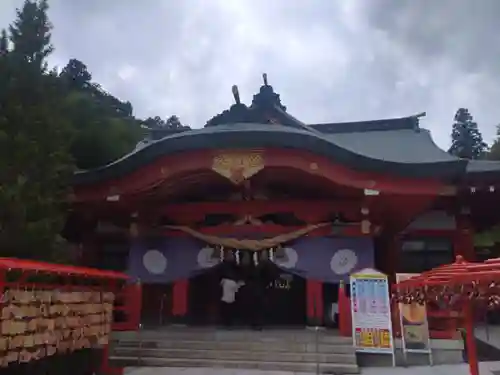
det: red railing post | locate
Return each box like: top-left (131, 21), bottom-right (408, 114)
top-left (464, 302), bottom-right (479, 375)
top-left (100, 344), bottom-right (124, 375)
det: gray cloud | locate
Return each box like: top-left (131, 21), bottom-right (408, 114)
top-left (363, 0), bottom-right (500, 74)
top-left (2, 0), bottom-right (500, 148)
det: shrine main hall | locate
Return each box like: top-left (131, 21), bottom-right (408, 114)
top-left (67, 75), bottom-right (500, 331)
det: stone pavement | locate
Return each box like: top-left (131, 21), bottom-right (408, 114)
top-left (125, 361), bottom-right (500, 375)
top-left (362, 361), bottom-right (500, 374)
top-left (476, 325), bottom-right (500, 351)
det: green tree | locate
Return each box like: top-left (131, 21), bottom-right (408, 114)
top-left (487, 124), bottom-right (500, 160)
top-left (143, 116), bottom-right (166, 129)
top-left (165, 115), bottom-right (188, 129)
top-left (0, 29), bottom-right (8, 55)
top-left (0, 0), bottom-right (73, 260)
top-left (448, 108), bottom-right (488, 159)
top-left (9, 0), bottom-right (53, 69)
top-left (59, 59), bottom-right (144, 169)
top-left (69, 106), bottom-right (144, 169)
top-left (143, 115), bottom-right (189, 130)
top-left (60, 58), bottom-right (92, 89)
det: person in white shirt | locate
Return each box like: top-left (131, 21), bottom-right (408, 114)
top-left (220, 276), bottom-right (244, 327)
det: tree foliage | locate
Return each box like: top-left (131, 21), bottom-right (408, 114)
top-left (165, 115), bottom-right (188, 129)
top-left (448, 108), bottom-right (488, 159)
top-left (8, 0), bottom-right (52, 69)
top-left (59, 58), bottom-right (143, 169)
top-left (0, 29), bottom-right (8, 54)
top-left (60, 58), bottom-right (92, 89)
top-left (143, 115), bottom-right (189, 130)
top-left (0, 0), bottom-right (72, 260)
top-left (487, 125), bottom-right (500, 160)
top-left (58, 60), bottom-right (189, 169)
top-left (0, 0), bottom-right (188, 260)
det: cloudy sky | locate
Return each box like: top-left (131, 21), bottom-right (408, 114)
top-left (2, 0), bottom-right (500, 149)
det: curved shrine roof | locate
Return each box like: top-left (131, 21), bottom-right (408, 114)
top-left (72, 76), bottom-right (500, 186)
top-left (464, 159), bottom-right (500, 181)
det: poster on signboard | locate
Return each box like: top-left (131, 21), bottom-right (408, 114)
top-left (350, 268), bottom-right (395, 366)
top-left (396, 273), bottom-right (433, 364)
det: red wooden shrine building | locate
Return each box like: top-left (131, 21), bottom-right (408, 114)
top-left (66, 74), bottom-right (500, 335)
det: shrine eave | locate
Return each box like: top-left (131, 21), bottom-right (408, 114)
top-left (463, 159), bottom-right (500, 182)
top-left (72, 122), bottom-right (467, 186)
top-left (309, 116), bottom-right (419, 134)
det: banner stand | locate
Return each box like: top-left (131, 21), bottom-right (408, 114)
top-left (350, 268), bottom-right (396, 367)
top-left (400, 316), bottom-right (434, 366)
top-left (396, 273), bottom-right (433, 366)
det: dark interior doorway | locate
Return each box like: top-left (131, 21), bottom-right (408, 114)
top-left (323, 282), bottom-right (339, 328)
top-left (264, 268), bottom-right (306, 326)
top-left (188, 267), bottom-right (221, 325)
top-left (188, 261), bottom-right (306, 327)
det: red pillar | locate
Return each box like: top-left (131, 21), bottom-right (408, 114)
top-left (382, 235), bottom-right (402, 336)
top-left (172, 279), bottom-right (189, 320)
top-left (455, 215), bottom-right (475, 261)
top-left (338, 280), bottom-right (351, 337)
top-left (129, 281), bottom-right (142, 329)
top-left (387, 235), bottom-right (401, 283)
top-left (306, 279), bottom-right (323, 325)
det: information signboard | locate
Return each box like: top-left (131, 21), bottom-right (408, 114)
top-left (396, 273), bottom-right (433, 365)
top-left (350, 268), bottom-right (395, 366)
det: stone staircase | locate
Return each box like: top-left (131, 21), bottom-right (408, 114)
top-left (109, 327), bottom-right (360, 373)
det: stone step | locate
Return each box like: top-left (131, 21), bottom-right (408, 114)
top-left (113, 329), bottom-right (351, 345)
top-left (109, 356), bottom-right (360, 374)
top-left (113, 347), bottom-right (357, 364)
top-left (113, 338), bottom-right (355, 354)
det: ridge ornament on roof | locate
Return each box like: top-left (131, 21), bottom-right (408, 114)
top-left (205, 73), bottom-right (297, 128)
top-left (232, 85), bottom-right (241, 104)
top-left (251, 73), bottom-right (287, 112)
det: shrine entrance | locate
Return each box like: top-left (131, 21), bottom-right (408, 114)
top-left (188, 267), bottom-right (222, 325)
top-left (188, 261), bottom-right (306, 327)
top-left (264, 270), bottom-right (307, 326)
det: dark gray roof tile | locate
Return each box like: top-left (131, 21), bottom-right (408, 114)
top-left (326, 128), bottom-right (458, 164)
top-left (310, 116), bottom-right (418, 134)
top-left (73, 122), bottom-right (467, 185)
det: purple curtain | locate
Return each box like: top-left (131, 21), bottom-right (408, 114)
top-left (127, 236), bottom-right (374, 284)
top-left (273, 237), bottom-right (374, 282)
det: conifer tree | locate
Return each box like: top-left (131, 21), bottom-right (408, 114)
top-left (448, 108), bottom-right (487, 159)
top-left (0, 29), bottom-right (8, 55)
top-left (0, 0), bottom-right (73, 260)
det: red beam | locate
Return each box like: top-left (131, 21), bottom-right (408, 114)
top-left (152, 200), bottom-right (361, 222)
top-left (72, 148), bottom-right (448, 202)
